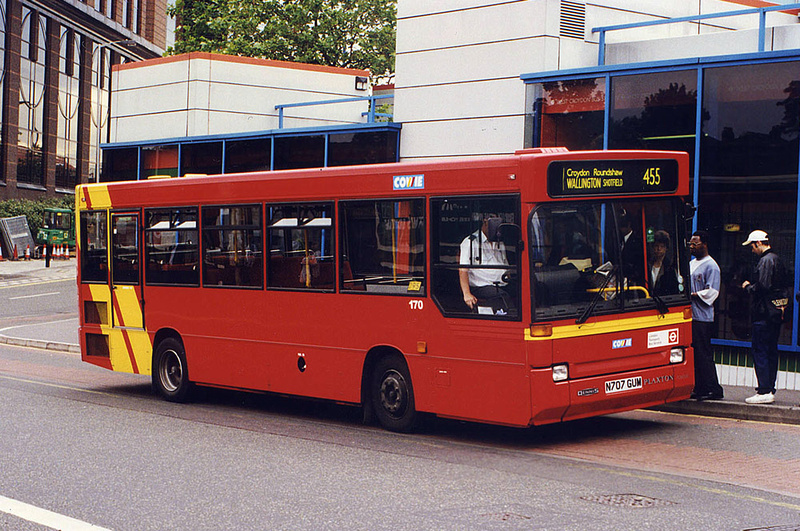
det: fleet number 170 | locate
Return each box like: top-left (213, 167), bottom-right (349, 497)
top-left (409, 300), bottom-right (424, 310)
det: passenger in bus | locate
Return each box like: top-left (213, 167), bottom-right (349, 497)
top-left (618, 211), bottom-right (646, 288)
top-left (648, 230), bottom-right (679, 296)
top-left (459, 214), bottom-right (511, 314)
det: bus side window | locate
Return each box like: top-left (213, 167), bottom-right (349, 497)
top-left (144, 207), bottom-right (199, 286)
top-left (431, 195), bottom-right (520, 319)
top-left (201, 204), bottom-right (263, 289)
top-left (339, 199), bottom-right (425, 295)
top-left (80, 210), bottom-right (108, 283)
top-left (266, 203), bottom-right (334, 291)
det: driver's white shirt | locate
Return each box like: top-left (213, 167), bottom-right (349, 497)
top-left (459, 230), bottom-right (508, 287)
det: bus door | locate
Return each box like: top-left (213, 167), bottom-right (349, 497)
top-left (111, 212), bottom-right (144, 330)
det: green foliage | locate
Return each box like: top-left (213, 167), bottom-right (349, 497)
top-left (0, 197), bottom-right (74, 238)
top-left (167, 0), bottom-right (396, 77)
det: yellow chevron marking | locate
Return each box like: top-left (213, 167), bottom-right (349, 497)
top-left (113, 285), bottom-right (143, 329)
top-left (107, 328), bottom-right (134, 373)
top-left (525, 311), bottom-right (690, 341)
top-left (85, 284), bottom-right (151, 375)
top-left (129, 330), bottom-right (153, 376)
top-left (106, 328), bottom-right (152, 374)
top-left (83, 184), bottom-right (112, 209)
top-left (87, 285), bottom-right (111, 326)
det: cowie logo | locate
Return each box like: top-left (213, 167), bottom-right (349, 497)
top-left (393, 174), bottom-right (424, 190)
top-left (612, 338), bottom-right (632, 349)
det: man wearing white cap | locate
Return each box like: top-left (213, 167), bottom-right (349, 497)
top-left (741, 230), bottom-right (787, 404)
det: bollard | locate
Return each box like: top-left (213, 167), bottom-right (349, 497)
top-left (0, 245), bottom-right (4, 261)
top-left (44, 243), bottom-right (50, 268)
top-left (25, 245), bottom-right (30, 260)
top-left (13, 244), bottom-right (18, 261)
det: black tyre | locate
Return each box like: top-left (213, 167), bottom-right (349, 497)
top-left (371, 355), bottom-right (417, 432)
top-left (152, 337), bottom-right (193, 403)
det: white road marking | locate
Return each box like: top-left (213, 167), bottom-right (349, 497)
top-left (0, 494), bottom-right (112, 530)
top-left (0, 317), bottom-right (77, 333)
top-left (9, 291), bottom-right (60, 300)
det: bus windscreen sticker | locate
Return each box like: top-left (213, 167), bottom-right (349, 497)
top-left (547, 159), bottom-right (679, 198)
top-left (393, 174), bottom-right (424, 191)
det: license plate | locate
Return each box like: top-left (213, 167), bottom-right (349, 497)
top-left (605, 376), bottom-right (643, 394)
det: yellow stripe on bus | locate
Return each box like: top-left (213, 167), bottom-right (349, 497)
top-left (85, 284), bottom-right (151, 375)
top-left (82, 184), bottom-right (112, 209)
top-left (113, 285), bottom-right (143, 329)
top-left (524, 312), bottom-right (690, 341)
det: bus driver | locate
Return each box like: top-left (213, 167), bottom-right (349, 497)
top-left (459, 214), bottom-right (511, 314)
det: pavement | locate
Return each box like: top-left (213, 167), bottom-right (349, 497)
top-left (1, 257), bottom-right (799, 425)
top-left (0, 257), bottom-right (79, 354)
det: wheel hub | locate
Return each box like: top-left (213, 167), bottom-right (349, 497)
top-left (160, 350), bottom-right (183, 392)
top-left (380, 370), bottom-right (407, 416)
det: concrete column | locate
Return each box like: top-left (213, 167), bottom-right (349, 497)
top-left (77, 35), bottom-right (93, 185)
top-left (42, 17), bottom-right (59, 194)
top-left (1, 0), bottom-right (22, 198)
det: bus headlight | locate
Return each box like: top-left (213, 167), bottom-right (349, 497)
top-left (669, 347), bottom-right (684, 364)
top-left (552, 364), bottom-right (569, 382)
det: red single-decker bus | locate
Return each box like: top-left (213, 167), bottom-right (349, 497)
top-left (77, 148), bottom-right (694, 431)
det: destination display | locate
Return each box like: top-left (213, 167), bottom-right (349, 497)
top-left (547, 159), bottom-right (679, 198)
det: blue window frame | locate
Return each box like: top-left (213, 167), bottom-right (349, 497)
top-left (523, 52), bottom-right (800, 353)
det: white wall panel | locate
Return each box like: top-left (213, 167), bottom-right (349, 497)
top-left (397, 37), bottom-right (548, 88)
top-left (206, 84), bottom-right (367, 122)
top-left (205, 110), bottom-right (276, 135)
top-left (113, 82), bottom-right (189, 116)
top-left (111, 54), bottom-right (373, 144)
top-left (399, 116), bottom-right (525, 159)
top-left (186, 109), bottom-right (210, 137)
top-left (207, 60), bottom-right (364, 97)
top-left (112, 112), bottom-right (190, 143)
top-left (187, 80), bottom-right (211, 113)
top-left (556, 38), bottom-right (600, 70)
top-left (606, 29), bottom-right (759, 65)
top-left (398, 0), bottom-right (514, 19)
top-left (771, 24), bottom-right (800, 51)
top-left (115, 60), bottom-right (190, 91)
top-left (394, 79), bottom-right (525, 122)
top-left (187, 57), bottom-right (212, 83)
top-left (397, 1), bottom-right (547, 53)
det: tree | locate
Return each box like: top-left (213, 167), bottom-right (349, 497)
top-left (168, 0), bottom-right (396, 77)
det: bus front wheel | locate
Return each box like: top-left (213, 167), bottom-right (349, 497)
top-left (153, 338), bottom-right (193, 403)
top-left (371, 355), bottom-right (417, 432)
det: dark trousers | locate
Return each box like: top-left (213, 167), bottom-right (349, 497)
top-left (692, 320), bottom-right (723, 396)
top-left (471, 285), bottom-right (511, 312)
top-left (752, 320), bottom-right (780, 394)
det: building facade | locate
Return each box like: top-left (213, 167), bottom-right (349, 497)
top-left (0, 0), bottom-right (167, 200)
top-left (101, 52), bottom-right (400, 180)
top-left (393, 0), bottom-right (800, 390)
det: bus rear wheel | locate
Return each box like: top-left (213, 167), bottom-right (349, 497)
top-left (153, 338), bottom-right (192, 403)
top-left (371, 355), bottom-right (417, 432)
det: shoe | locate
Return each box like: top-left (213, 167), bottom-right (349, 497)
top-left (745, 392), bottom-right (775, 404)
top-left (690, 391), bottom-right (724, 401)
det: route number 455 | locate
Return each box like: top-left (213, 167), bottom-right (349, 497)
top-left (409, 300), bottom-right (424, 310)
top-left (643, 167), bottom-right (661, 186)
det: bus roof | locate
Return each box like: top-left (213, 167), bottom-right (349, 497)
top-left (78, 149), bottom-right (690, 210)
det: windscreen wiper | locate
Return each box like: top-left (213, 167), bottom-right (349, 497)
top-left (576, 264), bottom-right (617, 325)
top-left (652, 292), bottom-right (669, 314)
